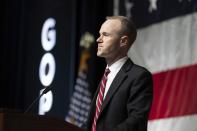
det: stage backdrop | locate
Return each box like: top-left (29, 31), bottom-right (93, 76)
top-left (1, 0), bottom-right (79, 119)
top-left (1, 0), bottom-right (109, 120)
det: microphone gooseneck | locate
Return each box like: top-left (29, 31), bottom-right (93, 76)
top-left (24, 87), bottom-right (51, 114)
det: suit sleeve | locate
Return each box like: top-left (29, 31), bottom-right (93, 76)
top-left (113, 71), bottom-right (153, 131)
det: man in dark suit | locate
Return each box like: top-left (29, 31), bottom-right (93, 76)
top-left (86, 16), bottom-right (153, 131)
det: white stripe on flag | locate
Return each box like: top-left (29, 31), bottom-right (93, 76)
top-left (128, 12), bottom-right (197, 73)
top-left (148, 114), bottom-right (197, 131)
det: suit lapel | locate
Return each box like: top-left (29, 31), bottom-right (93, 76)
top-left (101, 70), bottom-right (127, 112)
top-left (100, 59), bottom-right (133, 113)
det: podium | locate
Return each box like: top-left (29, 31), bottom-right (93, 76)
top-left (0, 109), bottom-right (85, 131)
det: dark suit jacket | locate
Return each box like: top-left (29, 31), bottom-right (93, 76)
top-left (86, 59), bottom-right (153, 131)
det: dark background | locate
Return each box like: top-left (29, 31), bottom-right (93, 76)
top-left (0, 0), bottom-right (113, 119)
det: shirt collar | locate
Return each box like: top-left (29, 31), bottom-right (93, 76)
top-left (107, 56), bottom-right (128, 73)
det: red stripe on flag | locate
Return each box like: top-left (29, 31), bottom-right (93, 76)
top-left (149, 64), bottom-right (197, 120)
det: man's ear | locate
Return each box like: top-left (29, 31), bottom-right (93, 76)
top-left (120, 36), bottom-right (128, 47)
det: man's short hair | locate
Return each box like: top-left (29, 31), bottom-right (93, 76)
top-left (106, 16), bottom-right (137, 47)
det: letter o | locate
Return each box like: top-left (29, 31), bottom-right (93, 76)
top-left (39, 53), bottom-right (56, 86)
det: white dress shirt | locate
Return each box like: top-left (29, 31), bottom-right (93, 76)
top-left (103, 56), bottom-right (128, 99)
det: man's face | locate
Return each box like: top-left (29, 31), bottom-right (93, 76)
top-left (97, 19), bottom-right (122, 59)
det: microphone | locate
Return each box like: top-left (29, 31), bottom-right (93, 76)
top-left (24, 87), bottom-right (52, 114)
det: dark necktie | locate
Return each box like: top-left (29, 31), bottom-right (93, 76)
top-left (91, 68), bottom-right (110, 131)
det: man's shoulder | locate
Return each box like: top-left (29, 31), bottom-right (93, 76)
top-left (133, 63), bottom-right (151, 73)
top-left (125, 58), bottom-right (150, 71)
top-left (125, 59), bottom-right (152, 77)
top-left (126, 63), bottom-right (153, 84)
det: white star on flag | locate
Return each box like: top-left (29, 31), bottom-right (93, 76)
top-left (125, 0), bottom-right (134, 18)
top-left (149, 0), bottom-right (158, 13)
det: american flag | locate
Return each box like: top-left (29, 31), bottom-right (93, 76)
top-left (116, 0), bottom-right (197, 131)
